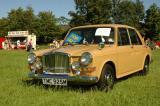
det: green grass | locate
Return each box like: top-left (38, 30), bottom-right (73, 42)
top-left (37, 44), bottom-right (49, 50)
top-left (0, 49), bottom-right (160, 106)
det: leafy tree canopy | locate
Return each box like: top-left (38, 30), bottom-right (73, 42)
top-left (69, 0), bottom-right (112, 27)
top-left (145, 3), bottom-right (160, 39)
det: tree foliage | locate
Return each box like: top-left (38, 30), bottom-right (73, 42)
top-left (7, 7), bottom-right (36, 32)
top-left (57, 16), bottom-right (70, 25)
top-left (145, 3), bottom-right (160, 39)
top-left (69, 0), bottom-right (145, 29)
top-left (69, 0), bottom-right (112, 27)
top-left (116, 0), bottom-right (144, 28)
top-left (0, 18), bottom-right (8, 37)
top-left (36, 11), bottom-right (62, 43)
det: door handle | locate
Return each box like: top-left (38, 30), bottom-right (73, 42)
top-left (130, 45), bottom-right (134, 48)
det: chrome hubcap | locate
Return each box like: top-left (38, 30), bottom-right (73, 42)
top-left (145, 64), bottom-right (148, 69)
top-left (104, 72), bottom-right (113, 86)
top-left (144, 61), bottom-right (149, 71)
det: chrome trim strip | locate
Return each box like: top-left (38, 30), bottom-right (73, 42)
top-left (28, 72), bottom-right (98, 84)
top-left (43, 71), bottom-right (69, 75)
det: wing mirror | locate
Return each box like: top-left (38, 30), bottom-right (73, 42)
top-left (98, 42), bottom-right (105, 50)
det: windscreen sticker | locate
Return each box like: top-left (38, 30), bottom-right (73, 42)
top-left (65, 32), bottom-right (82, 43)
top-left (95, 28), bottom-right (111, 36)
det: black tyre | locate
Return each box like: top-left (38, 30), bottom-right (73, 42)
top-left (97, 64), bottom-right (115, 91)
top-left (139, 58), bottom-right (149, 75)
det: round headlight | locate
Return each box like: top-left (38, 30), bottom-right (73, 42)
top-left (80, 52), bottom-right (92, 66)
top-left (71, 61), bottom-right (80, 70)
top-left (27, 53), bottom-right (36, 64)
top-left (35, 60), bottom-right (42, 70)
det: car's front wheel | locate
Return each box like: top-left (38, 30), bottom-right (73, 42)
top-left (97, 64), bottom-right (115, 91)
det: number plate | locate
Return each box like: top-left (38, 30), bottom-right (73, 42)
top-left (42, 78), bottom-right (67, 86)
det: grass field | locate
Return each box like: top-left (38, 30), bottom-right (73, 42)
top-left (0, 49), bottom-right (160, 106)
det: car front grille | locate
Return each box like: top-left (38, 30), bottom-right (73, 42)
top-left (42, 52), bottom-right (70, 73)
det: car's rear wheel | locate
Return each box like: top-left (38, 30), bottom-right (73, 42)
top-left (97, 64), bottom-right (115, 91)
top-left (139, 58), bottom-right (149, 75)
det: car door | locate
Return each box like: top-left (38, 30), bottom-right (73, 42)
top-left (128, 28), bottom-right (145, 71)
top-left (116, 27), bottom-right (135, 76)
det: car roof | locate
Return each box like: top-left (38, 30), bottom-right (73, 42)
top-left (70, 24), bottom-right (136, 30)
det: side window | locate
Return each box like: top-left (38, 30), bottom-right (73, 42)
top-left (118, 28), bottom-right (130, 46)
top-left (128, 29), bottom-right (142, 45)
top-left (136, 31), bottom-right (142, 45)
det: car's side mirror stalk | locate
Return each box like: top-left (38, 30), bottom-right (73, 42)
top-left (98, 42), bottom-right (105, 50)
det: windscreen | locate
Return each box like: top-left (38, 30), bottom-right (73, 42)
top-left (64, 27), bottom-right (115, 45)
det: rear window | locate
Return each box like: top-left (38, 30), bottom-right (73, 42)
top-left (128, 28), bottom-right (142, 45)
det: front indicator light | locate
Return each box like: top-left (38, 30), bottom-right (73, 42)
top-left (35, 60), bottom-right (42, 70)
top-left (71, 62), bottom-right (80, 70)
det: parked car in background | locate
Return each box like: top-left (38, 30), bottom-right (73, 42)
top-left (155, 41), bottom-right (160, 49)
top-left (27, 24), bottom-right (151, 91)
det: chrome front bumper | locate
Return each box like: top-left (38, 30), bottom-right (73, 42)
top-left (28, 71), bottom-right (98, 85)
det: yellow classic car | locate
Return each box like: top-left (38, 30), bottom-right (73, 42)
top-left (27, 24), bottom-right (151, 90)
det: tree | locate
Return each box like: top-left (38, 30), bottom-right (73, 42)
top-left (7, 7), bottom-right (25, 31)
top-left (57, 16), bottom-right (70, 25)
top-left (0, 18), bottom-right (8, 36)
top-left (7, 7), bottom-right (36, 32)
top-left (69, 0), bottom-right (112, 26)
top-left (36, 11), bottom-right (61, 43)
top-left (69, 0), bottom-right (145, 30)
top-left (23, 6), bottom-right (36, 33)
top-left (113, 0), bottom-right (144, 28)
top-left (145, 3), bottom-right (160, 39)
top-left (111, 0), bottom-right (122, 23)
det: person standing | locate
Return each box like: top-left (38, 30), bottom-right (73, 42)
top-left (17, 40), bottom-right (20, 49)
top-left (52, 39), bottom-right (60, 48)
top-left (27, 39), bottom-right (33, 51)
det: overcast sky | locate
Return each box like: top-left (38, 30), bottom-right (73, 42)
top-left (0, 0), bottom-right (159, 18)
